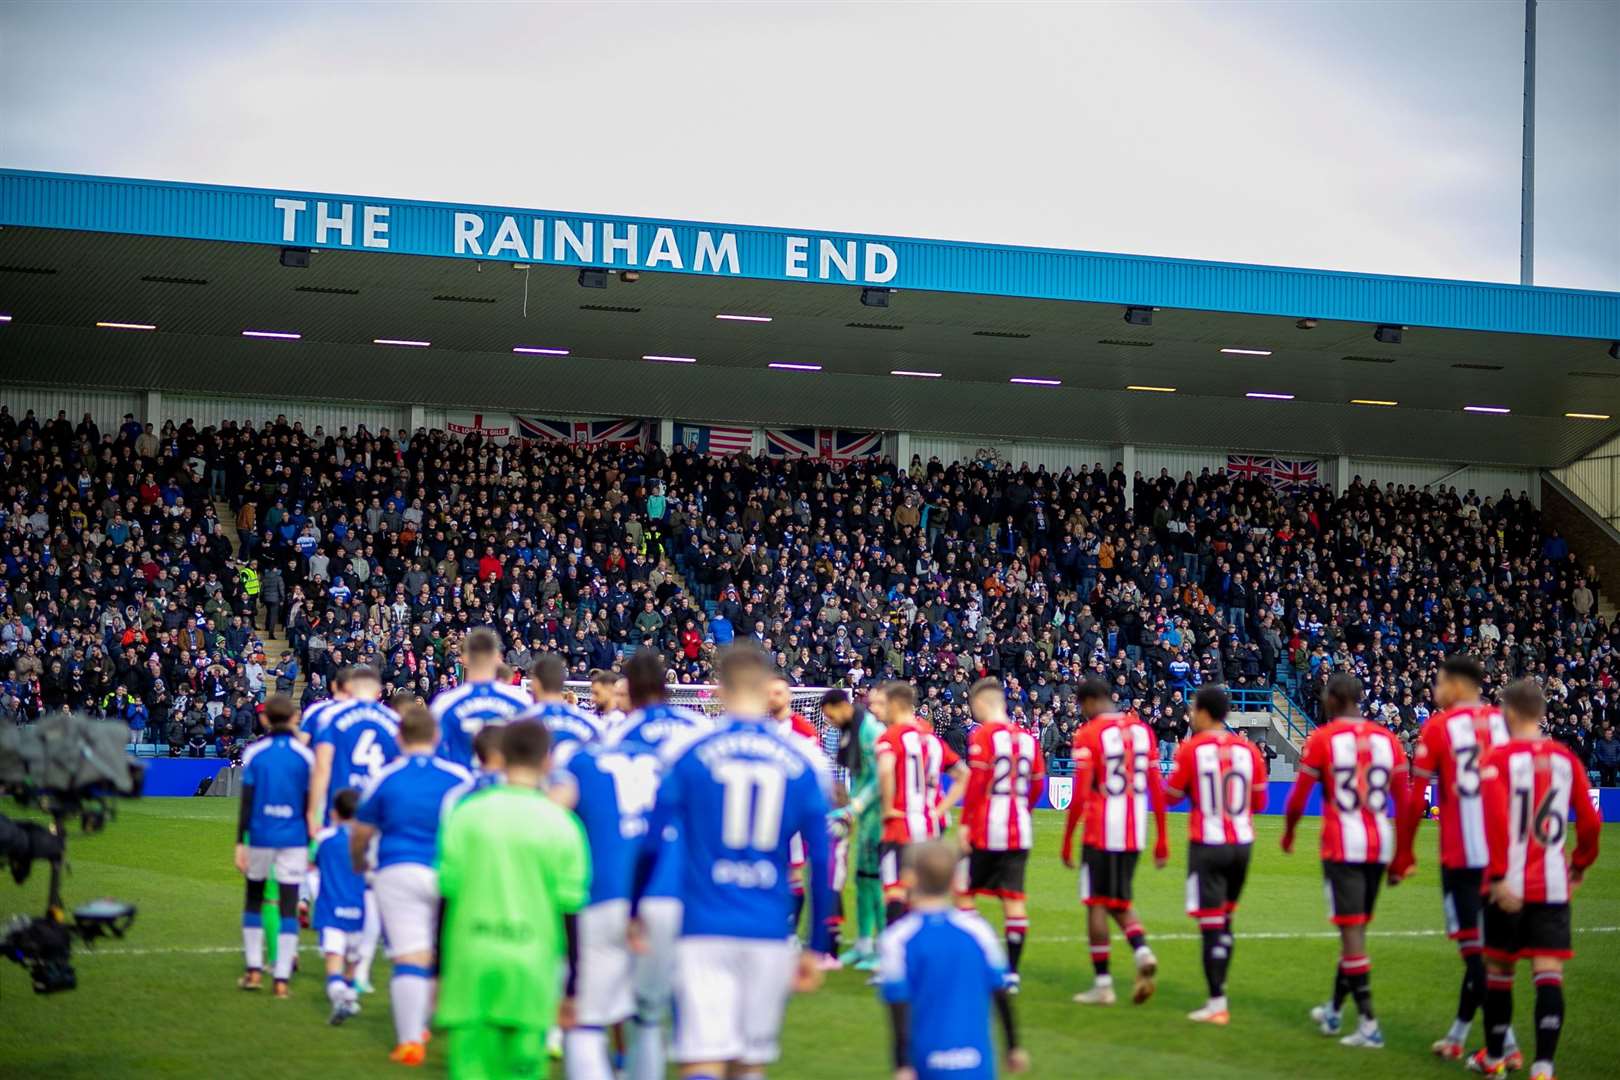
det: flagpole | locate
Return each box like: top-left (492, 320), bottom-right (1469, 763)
top-left (1520, 0), bottom-right (1536, 286)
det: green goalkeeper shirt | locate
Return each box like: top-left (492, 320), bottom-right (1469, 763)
top-left (436, 783), bottom-right (590, 1030)
top-left (847, 711), bottom-right (887, 822)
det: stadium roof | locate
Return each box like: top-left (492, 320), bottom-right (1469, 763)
top-left (3, 169), bottom-right (1620, 467)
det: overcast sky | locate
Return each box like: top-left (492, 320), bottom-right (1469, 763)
top-left (2, 0), bottom-right (1616, 291)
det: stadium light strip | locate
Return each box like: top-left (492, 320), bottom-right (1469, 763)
top-left (1350, 399), bottom-right (1398, 406)
top-left (0, 314), bottom-right (12, 323)
top-left (374, 338), bottom-right (431, 348)
top-left (643, 354), bottom-right (697, 364)
top-left (1009, 377), bottom-right (1062, 386)
top-left (1221, 347), bottom-right (1273, 356)
top-left (890, 369), bottom-right (942, 378)
top-left (768, 362), bottom-right (821, 371)
top-left (1126, 385), bottom-right (1176, 393)
top-left (1245, 391), bottom-right (1294, 400)
top-left (1566, 412), bottom-right (1611, 420)
top-left (97, 321), bottom-right (156, 331)
top-left (513, 346), bottom-right (570, 356)
top-left (715, 313), bottom-right (772, 323)
top-left (1463, 405), bottom-right (1510, 414)
top-left (242, 330), bottom-right (301, 340)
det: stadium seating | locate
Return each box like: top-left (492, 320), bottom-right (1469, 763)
top-left (1, 403), bottom-right (1614, 780)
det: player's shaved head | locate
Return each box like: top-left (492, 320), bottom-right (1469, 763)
top-left (1322, 673), bottom-right (1363, 717)
top-left (463, 626), bottom-right (501, 666)
top-left (501, 719), bottom-right (552, 769)
top-left (472, 725), bottom-right (506, 769)
top-left (331, 788), bottom-right (360, 821)
top-left (397, 702), bottom-right (437, 748)
top-left (716, 641), bottom-right (772, 694)
top-left (883, 681), bottom-right (916, 712)
top-left (904, 840), bottom-right (958, 899)
top-left (968, 678), bottom-right (1006, 724)
top-left (347, 665), bottom-right (382, 701)
top-left (626, 648), bottom-right (668, 706)
top-left (1500, 678), bottom-right (1546, 734)
top-left (1193, 685), bottom-right (1230, 730)
top-left (1436, 654), bottom-right (1486, 709)
top-left (531, 654), bottom-right (567, 695)
top-left (262, 693), bottom-right (297, 730)
top-left (1077, 678), bottom-right (1112, 717)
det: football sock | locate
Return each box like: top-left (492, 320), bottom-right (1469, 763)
top-left (790, 891), bottom-right (805, 938)
top-left (1122, 920), bottom-right (1148, 953)
top-left (1341, 955), bottom-right (1373, 1020)
top-left (628, 1014), bottom-right (665, 1080)
top-left (857, 873), bottom-right (883, 943)
top-left (1201, 927), bottom-right (1233, 999)
top-left (1090, 945), bottom-right (1111, 985)
top-left (1004, 915), bottom-right (1028, 974)
top-left (1330, 967), bottom-right (1350, 1014)
top-left (273, 916), bottom-right (299, 981)
top-left (1484, 971), bottom-right (1515, 1059)
top-left (826, 894), bottom-right (844, 958)
top-left (1532, 971), bottom-right (1563, 1066)
top-left (885, 899), bottom-right (906, 927)
top-left (563, 1026), bottom-right (613, 1080)
top-left (391, 964), bottom-right (433, 1046)
top-left (326, 973), bottom-right (349, 1006)
top-left (242, 910), bottom-right (265, 971)
top-left (1455, 937), bottom-right (1485, 1033)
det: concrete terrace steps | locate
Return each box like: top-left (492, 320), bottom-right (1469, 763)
top-left (215, 499), bottom-right (304, 704)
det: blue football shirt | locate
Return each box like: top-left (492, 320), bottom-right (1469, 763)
top-left (316, 700), bottom-right (402, 811)
top-left (311, 824), bottom-right (368, 932)
top-left (241, 732), bottom-right (314, 848)
top-left (430, 679), bottom-right (533, 768)
top-left (878, 909), bottom-right (1010, 1080)
top-left (355, 753), bottom-right (471, 869)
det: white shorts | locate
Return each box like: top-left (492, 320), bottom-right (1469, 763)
top-left (373, 863), bottom-right (438, 958)
top-left (577, 899), bottom-right (634, 1026)
top-left (674, 936), bottom-right (796, 1066)
top-left (246, 846), bottom-right (308, 885)
top-left (830, 835), bottom-right (849, 893)
top-left (633, 897), bottom-right (682, 1021)
top-left (320, 927), bottom-right (361, 963)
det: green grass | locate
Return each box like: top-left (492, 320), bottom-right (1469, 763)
top-left (2, 802), bottom-right (1616, 1078)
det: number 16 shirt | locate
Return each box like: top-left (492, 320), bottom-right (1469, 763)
top-left (1297, 718), bottom-right (1408, 864)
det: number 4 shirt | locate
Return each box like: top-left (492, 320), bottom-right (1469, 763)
top-left (1295, 717), bottom-right (1409, 864)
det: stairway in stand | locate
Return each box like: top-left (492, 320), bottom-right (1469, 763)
top-left (215, 500), bottom-right (305, 705)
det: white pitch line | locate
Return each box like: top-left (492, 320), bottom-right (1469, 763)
top-left (71, 926), bottom-right (1620, 957)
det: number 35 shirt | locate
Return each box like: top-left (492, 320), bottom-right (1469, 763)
top-left (1297, 717), bottom-right (1408, 864)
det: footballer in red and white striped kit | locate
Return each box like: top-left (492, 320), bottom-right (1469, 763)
top-left (875, 681), bottom-right (966, 926)
top-left (956, 677), bottom-right (1046, 989)
top-left (1467, 679), bottom-right (1602, 1080)
top-left (1390, 655), bottom-right (1522, 1064)
top-left (1165, 686), bottom-right (1267, 1026)
top-left (1282, 673), bottom-right (1410, 1050)
top-left (1060, 679), bottom-right (1169, 1007)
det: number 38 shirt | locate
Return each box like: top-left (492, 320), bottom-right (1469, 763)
top-left (1166, 729), bottom-right (1268, 846)
top-left (1063, 711), bottom-right (1168, 856)
top-left (1297, 717), bottom-right (1408, 864)
top-left (1480, 738), bottom-right (1601, 904)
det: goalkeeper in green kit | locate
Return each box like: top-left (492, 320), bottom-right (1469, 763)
top-left (436, 720), bottom-right (589, 1079)
top-left (823, 687), bottom-right (888, 971)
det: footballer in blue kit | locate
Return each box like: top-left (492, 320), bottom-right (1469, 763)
top-left (633, 644), bottom-right (834, 1078)
top-left (307, 667), bottom-right (400, 832)
top-left (607, 649), bottom-right (710, 1080)
top-left (429, 627), bottom-right (533, 767)
top-left (879, 841), bottom-right (1028, 1080)
top-left (235, 695), bottom-right (314, 996)
top-left (311, 788), bottom-right (372, 1025)
top-left (522, 654), bottom-right (604, 767)
top-left (296, 667), bottom-right (352, 744)
top-left (351, 702), bottom-right (471, 1064)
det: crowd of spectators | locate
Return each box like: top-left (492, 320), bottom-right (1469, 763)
top-left (1, 400), bottom-right (1617, 783)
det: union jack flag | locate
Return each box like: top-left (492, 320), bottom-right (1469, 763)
top-left (1225, 455), bottom-right (1275, 483)
top-left (765, 428), bottom-right (883, 464)
top-left (1269, 457), bottom-right (1319, 491)
top-left (516, 416), bottom-right (650, 448)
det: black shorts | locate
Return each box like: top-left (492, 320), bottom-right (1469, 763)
top-left (1079, 848), bottom-right (1140, 910)
top-left (879, 841), bottom-right (906, 891)
top-left (1441, 867), bottom-right (1486, 942)
top-left (1323, 861), bottom-right (1385, 926)
top-left (1484, 901), bottom-right (1573, 962)
top-left (965, 849), bottom-right (1030, 900)
top-left (1186, 843), bottom-right (1251, 922)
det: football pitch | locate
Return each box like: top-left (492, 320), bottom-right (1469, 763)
top-left (2, 803), bottom-right (1616, 1079)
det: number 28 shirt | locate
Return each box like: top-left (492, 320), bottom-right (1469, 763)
top-left (1297, 718), bottom-right (1408, 864)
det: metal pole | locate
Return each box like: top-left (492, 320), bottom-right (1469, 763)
top-left (1520, 0), bottom-right (1537, 286)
